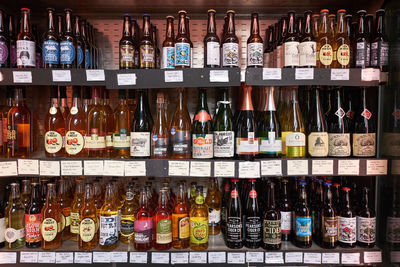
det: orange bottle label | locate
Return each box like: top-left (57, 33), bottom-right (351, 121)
top-left (172, 214), bottom-right (189, 240)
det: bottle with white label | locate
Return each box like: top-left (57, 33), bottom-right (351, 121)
top-left (370, 9), bottom-right (388, 72)
top-left (66, 87), bottom-right (86, 157)
top-left (17, 8), bottom-right (36, 68)
top-left (299, 11), bottom-right (317, 67)
top-left (204, 9), bottom-right (220, 67)
top-left (283, 11), bottom-right (300, 67)
top-left (357, 187), bottom-right (376, 248)
top-left (100, 183), bottom-right (119, 250)
top-left (86, 87), bottom-right (106, 157)
top-left (247, 13), bottom-right (263, 67)
top-left (355, 10), bottom-right (370, 68)
top-left (4, 183), bottom-right (25, 249)
top-left (113, 89), bottom-right (130, 159)
top-left (192, 88), bottom-right (213, 158)
top-left (214, 88), bottom-right (234, 158)
top-left (307, 87), bottom-right (328, 157)
top-left (279, 179), bottom-right (292, 242)
top-left (206, 178), bottom-right (222, 235)
top-left (222, 10), bottom-right (239, 67)
top-left (162, 16), bottom-right (175, 69)
top-left (151, 93), bottom-right (169, 158)
top-left (317, 10), bottom-right (333, 68)
top-left (339, 187), bottom-right (356, 248)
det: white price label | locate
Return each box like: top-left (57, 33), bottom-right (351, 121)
top-left (210, 70), bottom-right (229, 82)
top-left (214, 161), bottom-right (235, 177)
top-left (171, 253), bottom-right (189, 264)
top-left (86, 69), bottom-right (105, 81)
top-left (168, 161), bottom-right (189, 176)
top-left (0, 161), bottom-right (18, 177)
top-left (0, 252), bottom-right (17, 264)
top-left (117, 73), bottom-right (136, 85)
top-left (312, 160), bottom-right (334, 175)
top-left (93, 252), bottom-right (110, 263)
top-left (364, 251), bottom-right (382, 263)
top-left (227, 253), bottom-right (245, 264)
top-left (240, 69), bottom-right (246, 82)
top-left (103, 160), bottom-right (125, 176)
top-left (124, 161), bottom-right (146, 176)
top-left (246, 252), bottom-right (263, 263)
top-left (238, 161), bottom-right (260, 178)
top-left (39, 160), bottom-right (60, 176)
top-left (341, 253), bottom-right (360, 265)
top-left (18, 159), bottom-right (39, 175)
top-left (13, 71), bottom-right (32, 83)
top-left (152, 252), bottom-right (170, 264)
top-left (190, 161), bottom-right (211, 177)
top-left (366, 160), bottom-right (387, 175)
top-left (285, 252), bottom-right (303, 263)
top-left (262, 68), bottom-right (282, 80)
top-left (261, 160), bottom-right (282, 176)
top-left (322, 253), bottom-right (340, 264)
top-left (84, 160), bottom-right (104, 176)
top-left (74, 252), bottom-right (92, 264)
top-left (295, 68), bottom-right (314, 80)
top-left (189, 252), bottom-right (207, 264)
top-left (265, 252), bottom-right (284, 264)
top-left (130, 252), bottom-right (148, 263)
top-left (165, 70), bottom-right (183, 82)
top-left (361, 68), bottom-right (380, 81)
top-left (56, 252), bottom-right (74, 264)
top-left (338, 160), bottom-right (360, 175)
top-left (304, 253), bottom-right (321, 264)
top-left (331, 69), bottom-right (350, 80)
top-left (38, 252), bottom-right (56, 263)
top-left (287, 160), bottom-right (308, 175)
top-left (61, 160), bottom-right (83, 176)
top-left (110, 252), bottom-right (128, 263)
top-left (52, 70), bottom-right (71, 82)
top-left (20, 252), bottom-right (38, 263)
top-left (208, 252), bottom-right (226, 263)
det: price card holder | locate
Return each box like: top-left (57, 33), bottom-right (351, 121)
top-left (287, 160), bottom-right (308, 176)
top-left (20, 252), bottom-right (38, 263)
top-left (117, 73), bottom-right (136, 85)
top-left (265, 252), bottom-right (284, 264)
top-left (189, 252), bottom-right (207, 264)
top-left (303, 253), bottom-right (321, 264)
top-left (56, 252), bottom-right (74, 264)
top-left (341, 253), bottom-right (360, 265)
top-left (261, 160), bottom-right (282, 176)
top-left (125, 161), bottom-right (146, 176)
top-left (13, 71), bottom-right (32, 83)
top-left (262, 68), bottom-right (282, 80)
top-left (61, 160), bottom-right (83, 176)
top-left (285, 252), bottom-right (303, 263)
top-left (338, 160), bottom-right (360, 175)
top-left (52, 70), bottom-right (71, 82)
top-left (295, 68), bottom-right (314, 80)
top-left (110, 252), bottom-right (128, 263)
top-left (227, 253), bottom-right (245, 264)
top-left (93, 252), bottom-right (110, 263)
top-left (171, 252), bottom-right (189, 264)
top-left (18, 159), bottom-right (39, 175)
top-left (168, 161), bottom-right (189, 176)
top-left (84, 160), bottom-right (104, 176)
top-left (210, 70), bottom-right (229, 82)
top-left (238, 161), bottom-right (260, 178)
top-left (165, 70), bottom-right (183, 82)
top-left (366, 160), bottom-right (387, 175)
top-left (74, 252), bottom-right (92, 264)
top-left (39, 160), bottom-right (60, 176)
top-left (214, 161), bottom-right (235, 177)
top-left (364, 251), bottom-right (382, 264)
top-left (151, 252), bottom-right (170, 264)
top-left (322, 253), bottom-right (340, 264)
top-left (0, 252), bottom-right (17, 264)
top-left (190, 161), bottom-right (211, 177)
top-left (86, 69), bottom-right (105, 81)
top-left (246, 252), bottom-right (263, 263)
top-left (38, 252), bottom-right (56, 263)
top-left (312, 160), bottom-right (334, 175)
top-left (130, 252), bottom-right (148, 263)
top-left (208, 252), bottom-right (226, 263)
top-left (361, 68), bottom-right (380, 81)
top-left (103, 160), bottom-right (125, 176)
top-left (331, 69), bottom-right (350, 80)
top-left (0, 161), bottom-right (18, 177)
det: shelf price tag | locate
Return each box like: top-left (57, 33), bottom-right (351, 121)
top-left (364, 251), bottom-right (382, 263)
top-left (262, 68), bottom-right (282, 80)
top-left (246, 252), bottom-right (264, 263)
top-left (130, 252), bottom-right (148, 263)
top-left (285, 252), bottom-right (303, 263)
top-left (189, 252), bottom-right (207, 264)
top-left (13, 71), bottom-right (32, 83)
top-left (38, 252), bottom-right (56, 263)
top-left (86, 69), bottom-right (105, 81)
top-left (93, 252), bottom-right (110, 263)
top-left (56, 252), bottom-right (74, 264)
top-left (151, 252), bottom-right (170, 264)
top-left (0, 161), bottom-right (18, 177)
top-left (74, 252), bottom-right (92, 264)
top-left (117, 73), bottom-right (136, 85)
top-left (331, 69), bottom-right (350, 80)
top-left (265, 252), bottom-right (284, 264)
top-left (322, 253), bottom-right (340, 264)
top-left (361, 68), bottom-right (380, 81)
top-left (214, 161), bottom-right (235, 177)
top-left (0, 252), bottom-right (17, 264)
top-left (338, 160), bottom-right (360, 175)
top-left (39, 160), bottom-right (60, 176)
top-left (341, 253), bottom-right (360, 265)
top-left (103, 160), bottom-right (125, 176)
top-left (208, 252), bottom-right (226, 263)
top-left (227, 253), bottom-right (245, 264)
top-left (52, 70), bottom-right (71, 82)
top-left (84, 160), bottom-right (104, 176)
top-left (190, 161), bottom-right (211, 177)
top-left (303, 253), bottom-right (321, 264)
top-left (171, 252), bottom-right (189, 264)
top-left (165, 70), bottom-right (183, 82)
top-left (261, 160), bottom-right (282, 176)
top-left (110, 252), bottom-right (128, 263)
top-left (20, 252), bottom-right (38, 263)
top-left (168, 161), bottom-right (189, 176)
top-left (295, 68), bottom-right (314, 80)
top-left (210, 70), bottom-right (229, 82)
top-left (287, 160), bottom-right (308, 175)
top-left (239, 161), bottom-right (260, 178)
top-left (366, 160), bottom-right (388, 175)
top-left (312, 160), bottom-right (334, 175)
top-left (124, 161), bottom-right (146, 176)
top-left (18, 159), bottom-right (39, 175)
top-left (61, 160), bottom-right (83, 176)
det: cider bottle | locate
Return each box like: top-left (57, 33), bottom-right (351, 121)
top-left (25, 182), bottom-right (41, 248)
top-left (134, 187), bottom-right (153, 251)
top-left (58, 179), bottom-right (71, 241)
top-left (99, 183), bottom-right (119, 250)
top-left (5, 183), bottom-right (25, 249)
top-left (317, 10), bottom-right (333, 68)
top-left (41, 183), bottom-right (61, 249)
top-left (172, 183), bottom-right (190, 249)
top-left (79, 183), bottom-right (98, 250)
top-left (162, 16), bottom-right (175, 69)
top-left (66, 87), bottom-right (86, 157)
top-left (120, 184), bottom-right (137, 244)
top-left (113, 89), bottom-right (130, 158)
top-left (20, 179), bottom-right (31, 209)
top-left (104, 89), bottom-right (114, 157)
top-left (190, 186), bottom-right (209, 250)
top-left (333, 10), bottom-right (351, 68)
top-left (205, 178), bottom-right (222, 235)
top-left (154, 189), bottom-right (173, 250)
top-left (151, 93), bottom-right (169, 158)
top-left (86, 87), bottom-right (106, 158)
top-left (70, 180), bottom-right (84, 241)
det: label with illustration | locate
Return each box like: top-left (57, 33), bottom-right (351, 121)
top-left (337, 44), bottom-right (350, 66)
top-left (308, 132), bottom-right (329, 157)
top-left (99, 215), bottom-right (118, 246)
top-left (41, 217), bottom-right (58, 242)
top-left (299, 41), bottom-right (316, 67)
top-left (70, 212), bottom-right (79, 234)
top-left (174, 42), bottom-right (190, 67)
top-left (213, 131), bottom-right (234, 157)
top-left (4, 227), bottom-right (24, 243)
top-left (130, 132), bottom-right (150, 157)
top-left (43, 40), bottom-right (60, 65)
top-left (319, 43), bottom-right (333, 66)
top-left (322, 216), bottom-right (338, 243)
top-left (44, 131), bottom-right (63, 154)
top-left (357, 216), bottom-right (376, 244)
top-left (120, 216), bottom-right (134, 238)
top-left (172, 214), bottom-right (189, 240)
top-left (60, 40), bottom-right (75, 65)
top-left (284, 41), bottom-right (300, 67)
top-left (79, 218), bottom-right (96, 242)
top-left (140, 44), bottom-right (155, 68)
top-left (24, 214), bottom-right (42, 243)
top-left (192, 133), bottom-right (213, 158)
top-left (247, 42), bottom-right (263, 66)
top-left (190, 217), bottom-right (209, 244)
top-left (226, 217), bottom-right (242, 242)
top-left (65, 130), bottom-right (84, 155)
top-left (339, 216), bottom-right (356, 243)
top-left (222, 43), bottom-right (239, 67)
top-left (295, 216), bottom-right (312, 240)
top-left (263, 219), bottom-right (281, 244)
top-left (16, 40), bottom-right (36, 67)
top-left (162, 46), bottom-right (175, 69)
top-left (134, 219), bottom-right (153, 244)
top-left (151, 135), bottom-right (168, 157)
top-left (328, 133), bottom-right (351, 157)
top-left (0, 41), bottom-right (8, 65)
top-left (209, 208), bottom-right (221, 226)
top-left (352, 133), bottom-right (375, 157)
top-left (156, 218), bottom-right (172, 244)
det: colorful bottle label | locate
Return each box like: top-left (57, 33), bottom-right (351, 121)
top-left (352, 133), bottom-right (376, 157)
top-left (134, 219), bottom-right (153, 244)
top-left (222, 43), bottom-right (239, 67)
top-left (328, 133), bottom-right (351, 157)
top-left (357, 216), bottom-right (376, 244)
top-left (213, 131), bottom-right (234, 157)
top-left (44, 131), bottom-right (63, 153)
top-left (0, 218), bottom-right (4, 243)
top-left (208, 208), bottom-right (221, 226)
top-left (170, 129), bottom-right (190, 155)
top-left (226, 217), bottom-right (242, 242)
top-left (192, 133), bottom-right (213, 158)
top-left (60, 40), bottom-right (75, 65)
top-left (295, 216), bottom-right (312, 239)
top-left (0, 41), bottom-right (8, 64)
top-left (299, 41), bottom-right (316, 67)
top-left (41, 217), bottom-right (58, 242)
top-left (259, 132), bottom-right (282, 154)
top-left (151, 135), bottom-right (168, 157)
top-left (162, 46), bottom-right (175, 69)
top-left (236, 132), bottom-right (258, 155)
top-left (65, 130), bottom-right (84, 155)
top-left (284, 41), bottom-right (300, 67)
top-left (16, 40), bottom-right (36, 67)
top-left (172, 214), bottom-right (189, 240)
top-left (263, 219), bottom-right (281, 245)
top-left (156, 218), bottom-right (172, 244)
top-left (336, 44), bottom-right (350, 66)
top-left (280, 211), bottom-right (292, 235)
top-left (140, 44), bottom-right (155, 67)
top-left (308, 132), bottom-right (329, 157)
top-left (77, 45), bottom-right (84, 66)
top-left (42, 40), bottom-right (59, 65)
top-left (206, 41), bottom-right (220, 66)
top-left (245, 216), bottom-right (262, 243)
top-left (190, 217), bottom-right (208, 244)
top-left (174, 42), bottom-right (190, 67)
top-left (386, 217), bottom-right (400, 243)
top-left (120, 216), bottom-right (134, 237)
top-left (130, 132), bottom-right (151, 157)
top-left (322, 216), bottom-right (338, 243)
top-left (70, 212), bottom-right (79, 234)
top-left (79, 218), bottom-right (96, 242)
top-left (4, 227), bottom-right (24, 243)
top-left (339, 216), bottom-right (356, 243)
top-left (25, 214), bottom-right (42, 243)
top-left (99, 215), bottom-right (118, 246)
top-left (319, 44), bottom-right (333, 66)
top-left (247, 42), bottom-right (263, 66)
top-left (113, 128), bottom-right (130, 149)
top-left (120, 44), bottom-right (134, 68)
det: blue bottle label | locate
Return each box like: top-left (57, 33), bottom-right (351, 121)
top-left (174, 43), bottom-right (190, 66)
top-left (77, 45), bottom-right (84, 66)
top-left (296, 216), bottom-right (312, 237)
top-left (60, 40), bottom-right (76, 64)
top-left (42, 40), bottom-right (59, 65)
top-left (162, 46), bottom-right (175, 69)
top-left (85, 49), bottom-right (90, 69)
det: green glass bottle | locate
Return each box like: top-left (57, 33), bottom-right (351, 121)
top-left (4, 183), bottom-right (25, 249)
top-left (192, 88), bottom-right (213, 158)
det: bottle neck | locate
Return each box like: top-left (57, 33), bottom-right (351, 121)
top-left (0, 11), bottom-right (4, 32)
top-left (264, 87), bottom-right (276, 111)
top-left (324, 186), bottom-right (333, 205)
top-left (376, 14), bottom-right (384, 34)
top-left (178, 13), bottom-right (186, 35)
top-left (84, 184), bottom-right (93, 201)
top-left (227, 13), bottom-right (235, 35)
top-left (65, 12), bottom-right (72, 33)
top-left (177, 89), bottom-right (186, 110)
top-left (358, 15), bottom-right (365, 34)
top-left (10, 184), bottom-right (21, 201)
top-left (362, 190), bottom-right (369, 209)
top-left (240, 85), bottom-right (254, 111)
top-left (123, 18), bottom-right (131, 36)
top-left (166, 18), bottom-right (174, 39)
top-left (158, 190), bottom-right (168, 207)
top-left (21, 11), bottom-right (31, 33)
top-left (250, 14), bottom-right (259, 35)
top-left (46, 184), bottom-right (57, 203)
top-left (177, 184), bottom-right (186, 203)
top-left (139, 189), bottom-right (147, 207)
top-left (197, 89), bottom-right (208, 110)
top-left (304, 13), bottom-right (312, 34)
top-left (207, 12), bottom-right (216, 34)
top-left (321, 14), bottom-right (328, 33)
top-left (14, 88), bottom-right (24, 107)
top-left (30, 185), bottom-right (40, 203)
top-left (74, 18), bottom-right (81, 36)
top-left (47, 11), bottom-right (55, 32)
top-left (104, 185), bottom-right (114, 204)
top-left (281, 182), bottom-right (289, 200)
top-left (281, 18), bottom-right (287, 39)
top-left (337, 13), bottom-right (346, 34)
top-left (344, 191), bottom-right (350, 208)
top-left (268, 184), bottom-right (276, 208)
top-left (299, 186), bottom-right (307, 201)
top-left (287, 13), bottom-right (295, 34)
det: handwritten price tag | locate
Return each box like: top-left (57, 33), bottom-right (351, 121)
top-left (322, 253), bottom-right (340, 264)
top-left (227, 253), bottom-right (245, 264)
top-left (130, 252), bottom-right (147, 263)
top-left (262, 68), bottom-right (282, 80)
top-left (0, 252), bottom-right (17, 264)
top-left (214, 161), bottom-right (235, 177)
top-left (110, 252), bottom-right (128, 263)
top-left (39, 160), bottom-right (60, 176)
top-left (295, 68), bottom-right (314, 80)
top-left (86, 69), bottom-right (105, 81)
top-left (165, 70), bottom-right (183, 82)
top-left (366, 160), bottom-right (387, 175)
top-left (38, 252), bottom-right (56, 263)
top-left (189, 252), bottom-right (207, 264)
top-left (152, 252), bottom-right (170, 264)
top-left (287, 160), bottom-right (308, 175)
top-left (52, 70), bottom-right (71, 82)
top-left (190, 161), bottom-right (211, 177)
top-left (103, 160), bottom-right (125, 176)
top-left (331, 69), bottom-right (350, 80)
top-left (285, 252), bottom-right (303, 263)
top-left (56, 252), bottom-right (73, 264)
top-left (261, 160), bottom-right (282, 176)
top-left (168, 161), bottom-right (189, 176)
top-left (338, 160), bottom-right (360, 175)
top-left (312, 160), bottom-right (334, 175)
top-left (13, 71), bottom-right (32, 83)
top-left (0, 161), bottom-right (18, 177)
top-left (265, 252), bottom-right (284, 264)
top-left (171, 253), bottom-right (189, 264)
top-left (74, 252), bottom-right (92, 264)
top-left (246, 252), bottom-right (263, 263)
top-left (210, 70), bottom-right (229, 82)
top-left (124, 161), bottom-right (146, 176)
top-left (117, 73), bottom-right (136, 85)
top-left (61, 160), bottom-right (82, 176)
top-left (18, 159), bottom-right (39, 175)
top-left (20, 252), bottom-right (38, 263)
top-left (208, 252), bottom-right (226, 263)
top-left (84, 160), bottom-right (104, 176)
top-left (341, 253), bottom-right (360, 265)
top-left (238, 161), bottom-right (260, 178)
top-left (93, 252), bottom-right (110, 263)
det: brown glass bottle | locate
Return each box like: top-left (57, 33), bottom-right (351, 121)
top-left (25, 182), bottom-right (41, 248)
top-left (263, 182), bottom-right (281, 250)
top-left (371, 9), bottom-right (388, 71)
top-left (204, 9), bottom-right (220, 68)
top-left (247, 13), bottom-right (263, 67)
top-left (222, 11), bottom-right (239, 67)
top-left (66, 87), bottom-right (86, 157)
top-left (174, 11), bottom-right (190, 68)
top-left (317, 10), bottom-right (333, 68)
top-left (58, 179), bottom-right (71, 241)
top-left (17, 8), bottom-right (35, 68)
top-left (294, 181), bottom-right (312, 248)
top-left (172, 183), bottom-right (190, 248)
top-left (321, 182), bottom-right (338, 248)
top-left (119, 15), bottom-right (134, 69)
top-left (299, 11), bottom-right (317, 67)
top-left (41, 183), bottom-right (61, 249)
top-left (354, 10), bottom-right (369, 68)
top-left (79, 183), bottom-right (98, 250)
top-left (333, 10), bottom-right (351, 68)
top-left (162, 16), bottom-right (175, 69)
top-left (139, 14), bottom-right (155, 69)
top-left (357, 187), bottom-right (376, 248)
top-left (338, 187), bottom-right (356, 247)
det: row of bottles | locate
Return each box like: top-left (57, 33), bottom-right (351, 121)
top-left (0, 8), bottom-right (100, 69)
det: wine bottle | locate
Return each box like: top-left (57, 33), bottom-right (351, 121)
top-left (192, 88), bottom-right (213, 158)
top-left (307, 87), bottom-right (328, 157)
top-left (151, 93), bottom-right (169, 158)
top-left (213, 88), bottom-right (234, 158)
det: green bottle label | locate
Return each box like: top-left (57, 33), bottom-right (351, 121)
top-left (156, 219), bottom-right (172, 244)
top-left (190, 217), bottom-right (209, 244)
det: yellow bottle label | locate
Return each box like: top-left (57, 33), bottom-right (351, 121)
top-left (79, 218), bottom-right (96, 243)
top-left (281, 131), bottom-right (292, 156)
top-left (319, 44), bottom-right (333, 66)
top-left (337, 44), bottom-right (350, 66)
top-left (65, 215), bottom-right (71, 227)
top-left (308, 132), bottom-right (329, 157)
top-left (44, 131), bottom-right (63, 153)
top-left (60, 214), bottom-right (66, 232)
top-left (70, 212), bottom-right (79, 234)
top-left (190, 217), bottom-right (209, 244)
top-left (172, 214), bottom-right (190, 240)
top-left (352, 133), bottom-right (376, 157)
top-left (41, 217), bottom-right (58, 242)
top-left (195, 196), bottom-right (204, 205)
top-left (285, 132), bottom-right (306, 158)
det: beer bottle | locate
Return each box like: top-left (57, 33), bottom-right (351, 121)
top-left (263, 182), bottom-right (281, 250)
top-left (73, 16), bottom-right (85, 69)
top-left (247, 13), bottom-right (263, 67)
top-left (263, 26), bottom-right (273, 67)
top-left (206, 178), bottom-right (222, 235)
top-left (357, 187), bottom-right (376, 248)
top-left (354, 10), bottom-right (369, 68)
top-left (79, 183), bottom-right (98, 250)
top-left (333, 10), bottom-right (351, 68)
top-left (42, 8), bottom-right (59, 68)
top-left (151, 93), bottom-right (169, 158)
top-left (119, 15), bottom-right (134, 69)
top-left (317, 10), bottom-right (333, 68)
top-left (244, 179), bottom-right (261, 248)
top-left (4, 183), bottom-right (25, 249)
top-left (25, 182), bottom-right (41, 248)
top-left (371, 9), bottom-right (388, 71)
top-left (339, 187), bottom-right (356, 248)
top-left (120, 184), bottom-right (137, 244)
top-left (0, 9), bottom-right (9, 68)
top-left (162, 16), bottom-right (175, 69)
top-left (134, 187), bottom-right (153, 251)
top-left (139, 14), bottom-right (155, 69)
top-left (222, 10), bottom-right (239, 67)
top-left (17, 8), bottom-right (35, 68)
top-left (278, 17), bottom-right (287, 68)
top-left (58, 179), bottom-right (71, 241)
top-left (192, 88), bottom-right (213, 159)
top-left (174, 11), bottom-right (190, 68)
top-left (278, 179), bottom-right (292, 241)
top-left (99, 183), bottom-right (119, 250)
top-left (184, 16), bottom-right (194, 68)
top-left (283, 11), bottom-right (299, 67)
top-left (299, 11), bottom-right (316, 67)
top-left (60, 9), bottom-right (76, 68)
top-left (311, 179), bottom-right (323, 244)
top-left (344, 14), bottom-right (354, 67)
top-left (172, 183), bottom-right (190, 249)
top-left (190, 186), bottom-right (209, 250)
top-left (226, 179), bottom-right (243, 249)
top-left (80, 19), bottom-right (90, 69)
top-left (71, 180), bottom-right (84, 242)
top-left (8, 15), bottom-right (16, 68)
top-left (152, 24), bottom-right (161, 68)
top-left (307, 87), bottom-right (328, 157)
top-left (294, 181), bottom-right (312, 248)
top-left (321, 182), bottom-right (338, 249)
top-left (41, 183), bottom-right (61, 249)
top-left (204, 9), bottom-right (220, 67)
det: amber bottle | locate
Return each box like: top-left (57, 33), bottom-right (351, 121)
top-left (79, 183), bottom-right (98, 250)
top-left (41, 183), bottom-right (61, 249)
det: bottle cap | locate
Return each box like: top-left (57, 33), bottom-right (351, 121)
top-left (178, 10), bottom-right (187, 14)
top-left (47, 7), bottom-right (55, 12)
top-left (337, 9), bottom-right (347, 13)
top-left (208, 9), bottom-right (216, 13)
top-left (333, 183), bottom-right (340, 187)
top-left (312, 14), bottom-right (320, 18)
top-left (376, 9), bottom-right (385, 13)
top-left (21, 7), bottom-right (30, 12)
top-left (227, 10), bottom-right (235, 14)
top-left (304, 10), bottom-right (313, 15)
top-left (357, 10), bottom-right (367, 14)
top-left (166, 15), bottom-right (174, 19)
top-left (143, 13), bottom-right (150, 17)
top-left (320, 9), bottom-right (329, 14)
top-left (64, 8), bottom-right (72, 13)
top-left (342, 187), bottom-right (351, 191)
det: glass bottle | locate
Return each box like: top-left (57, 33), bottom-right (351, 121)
top-left (355, 10), bottom-right (369, 68)
top-left (17, 8), bottom-right (35, 68)
top-left (192, 88), bottom-right (213, 158)
top-left (8, 15), bottom-right (16, 68)
top-left (25, 182), bottom-right (41, 248)
top-left (41, 183), bottom-right (61, 249)
top-left (278, 179), bottom-right (292, 241)
top-left (134, 187), bottom-right (153, 251)
top-left (162, 16), bottom-right (175, 69)
top-left (333, 10), bottom-right (351, 68)
top-left (66, 87), bottom-right (86, 157)
top-left (5, 183), bottom-right (25, 249)
top-left (74, 16), bottom-right (85, 69)
top-left (113, 89), bottom-right (130, 158)
top-left (99, 183), bottom-right (119, 250)
top-left (153, 189), bottom-right (173, 250)
top-left (20, 179), bottom-right (31, 209)
top-left (40, 179), bottom-right (49, 205)
top-left (321, 183), bottom-right (338, 249)
top-left (79, 183), bottom-right (98, 250)
top-left (226, 179), bottom-right (243, 249)
top-left (151, 93), bottom-right (169, 158)
top-left (204, 9), bottom-right (220, 67)
top-left (185, 16), bottom-right (193, 68)
top-left (58, 179), bottom-right (71, 241)
top-left (339, 187), bottom-right (356, 248)
top-left (299, 10), bottom-right (316, 67)
top-left (139, 14), bottom-right (155, 69)
top-left (247, 13), bottom-right (263, 67)
top-left (357, 187), bottom-right (376, 248)
top-left (127, 89), bottom-right (136, 120)
top-left (172, 183), bottom-right (190, 249)
top-left (80, 19), bottom-right (90, 69)
top-left (283, 11), bottom-right (299, 67)
top-left (263, 26), bottom-right (273, 67)
top-left (222, 10), bottom-right (239, 67)
top-left (71, 180), bottom-right (84, 242)
top-left (190, 186), bottom-right (209, 250)
top-left (44, 86), bottom-right (65, 157)
top-left (42, 7), bottom-right (59, 68)
top-left (317, 10), bottom-right (333, 68)
top-left (119, 15), bottom-right (134, 69)
top-left (120, 184), bottom-right (137, 244)
top-left (307, 87), bottom-right (328, 157)
top-left (294, 181), bottom-right (312, 248)
top-left (86, 87), bottom-right (106, 158)
top-left (152, 24), bottom-right (161, 69)
top-left (174, 10), bottom-right (190, 68)
top-left (0, 9), bottom-right (8, 68)
top-left (59, 86), bottom-right (69, 119)
top-left (370, 10), bottom-right (388, 71)
top-left (312, 179), bottom-right (324, 244)
top-left (60, 9), bottom-right (76, 68)
top-left (244, 179), bottom-right (262, 248)
top-left (1, 87), bottom-right (12, 155)
top-left (82, 86), bottom-right (92, 118)
top-left (103, 89), bottom-right (114, 157)
top-left (263, 182), bottom-right (281, 250)
top-left (206, 178), bottom-right (222, 235)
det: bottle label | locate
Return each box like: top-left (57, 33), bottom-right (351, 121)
top-left (151, 135), bottom-right (168, 157)
top-left (85, 129), bottom-right (105, 151)
top-left (60, 40), bottom-right (75, 65)
top-left (226, 217), bottom-right (242, 242)
top-left (192, 133), bottom-right (213, 158)
top-left (284, 41), bottom-right (300, 67)
top-left (99, 215), bottom-right (118, 246)
top-left (222, 43), bottom-right (239, 67)
top-left (7, 124), bottom-right (30, 152)
top-left (352, 133), bottom-right (376, 157)
top-left (24, 214), bottom-right (42, 243)
top-left (322, 216), bottom-right (338, 243)
top-left (79, 218), bottom-right (96, 243)
top-left (0, 218), bottom-right (4, 243)
top-left (209, 208), bottom-right (221, 226)
top-left (162, 46), bottom-right (175, 69)
top-left (275, 45), bottom-right (282, 67)
top-left (140, 44), bottom-right (155, 67)
top-left (172, 214), bottom-right (189, 240)
top-left (41, 217), bottom-right (58, 242)
top-left (373, 41), bottom-right (388, 67)
top-left (134, 219), bottom-right (153, 244)
top-left (16, 40), bottom-right (36, 67)
top-left (42, 40), bottom-right (59, 65)
top-left (156, 218), bottom-right (172, 244)
top-left (120, 44), bottom-right (134, 68)
top-left (263, 52), bottom-right (271, 68)
top-left (286, 132), bottom-right (306, 146)
top-left (130, 132), bottom-right (150, 157)
top-left (113, 128), bottom-right (130, 149)
top-left (339, 216), bottom-right (356, 243)
top-left (170, 129), bottom-right (190, 155)
top-left (280, 211), bottom-right (292, 235)
top-left (64, 130), bottom-right (84, 155)
top-left (85, 49), bottom-right (90, 69)
top-left (0, 41), bottom-right (8, 64)
top-left (4, 227), bottom-right (24, 243)
top-left (328, 133), bottom-right (351, 157)
top-left (60, 214), bottom-right (66, 232)
top-left (383, 132), bottom-right (400, 156)
top-left (264, 219), bottom-right (282, 246)
top-left (106, 134), bottom-right (113, 149)
top-left (319, 44), bottom-right (333, 66)
top-left (245, 216), bottom-right (262, 243)
top-left (190, 217), bottom-right (208, 244)
top-left (206, 41), bottom-right (220, 66)
top-left (299, 41), bottom-right (317, 67)
top-left (337, 44), bottom-right (350, 66)
top-left (174, 42), bottom-right (190, 67)
top-left (214, 131), bottom-right (234, 157)
top-left (295, 216), bottom-right (312, 239)
top-left (386, 217), bottom-right (400, 243)
top-left (259, 132), bottom-right (282, 154)
top-left (77, 45), bottom-right (84, 66)
top-left (356, 41), bottom-right (368, 67)
top-left (247, 42), bottom-right (263, 66)
top-left (308, 132), bottom-right (329, 157)
top-left (249, 189), bottom-right (257, 198)
top-left (44, 131), bottom-right (63, 154)
top-left (357, 216), bottom-right (376, 244)
top-left (70, 212), bottom-right (79, 234)
top-left (236, 133), bottom-right (259, 155)
top-left (120, 216), bottom-right (134, 237)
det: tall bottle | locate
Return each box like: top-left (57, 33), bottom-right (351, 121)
top-left (17, 8), bottom-right (35, 68)
top-left (58, 179), bottom-right (71, 241)
top-left (134, 188), bottom-right (153, 251)
top-left (113, 89), bottom-right (130, 158)
top-left (338, 187), bottom-right (356, 247)
top-left (120, 184), bottom-right (137, 244)
top-left (317, 10), bottom-right (333, 68)
top-left (263, 182), bottom-right (281, 250)
top-left (172, 183), bottom-right (190, 249)
top-left (299, 11), bottom-right (316, 67)
top-left (127, 89), bottom-right (136, 120)
top-left (86, 87), bottom-right (106, 157)
top-left (244, 179), bottom-right (262, 248)
top-left (25, 182), bottom-right (41, 248)
top-left (60, 9), bottom-right (76, 68)
top-left (119, 15), bottom-right (134, 69)
top-left (279, 179), bottom-right (292, 241)
top-left (99, 183), bottom-right (119, 250)
top-left (283, 11), bottom-right (299, 67)
top-left (307, 87), bottom-right (328, 157)
top-left (80, 19), bottom-right (90, 69)
top-left (213, 88), bottom-right (234, 158)
top-left (357, 187), bottom-right (376, 247)
top-left (204, 10), bottom-right (220, 67)
top-left (70, 180), bottom-right (84, 242)
top-left (192, 88), bottom-right (213, 158)
top-left (174, 11), bottom-right (190, 68)
top-left (103, 90), bottom-right (114, 157)
top-left (8, 15), bottom-right (16, 68)
top-left (293, 181), bottom-right (312, 248)
top-left (5, 183), bottom-right (25, 249)
top-left (1, 87), bottom-right (12, 154)
top-left (74, 16), bottom-right (85, 69)
top-left (321, 183), bottom-right (338, 249)
top-left (206, 178), bottom-right (222, 236)
top-left (162, 16), bottom-right (175, 69)
top-left (41, 183), bottom-right (61, 249)
top-left (59, 87), bottom-right (69, 119)
top-left (131, 90), bottom-right (153, 158)
top-left (170, 89), bottom-right (191, 158)
top-left (21, 179), bottom-right (31, 209)
top-left (247, 13), bottom-right (263, 67)
top-left (139, 14), bottom-right (155, 69)
top-left (371, 10), bottom-right (388, 71)
top-left (151, 93), bottom-right (169, 158)
top-left (153, 189), bottom-right (173, 250)
top-left (78, 183), bottom-right (98, 250)
top-left (222, 11), bottom-right (239, 67)
top-left (66, 87), bottom-right (86, 157)
top-left (190, 186), bottom-right (209, 250)
top-left (42, 8), bottom-right (59, 68)
top-left (333, 10), bottom-right (351, 68)
top-left (355, 10), bottom-right (369, 68)
top-left (226, 179), bottom-right (243, 249)
top-left (263, 26), bottom-right (273, 67)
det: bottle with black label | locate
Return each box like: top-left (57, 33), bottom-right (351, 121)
top-left (370, 9), bottom-right (388, 72)
top-left (294, 181), bottom-right (312, 248)
top-left (263, 182), bottom-right (281, 250)
top-left (355, 10), bottom-right (370, 68)
top-left (339, 187), bottom-right (356, 248)
top-left (213, 88), bottom-right (234, 158)
top-left (357, 187), bottom-right (376, 248)
top-left (244, 179), bottom-right (262, 249)
top-left (322, 182), bottom-right (338, 249)
top-left (226, 179), bottom-right (243, 249)
top-left (60, 9), bottom-right (76, 68)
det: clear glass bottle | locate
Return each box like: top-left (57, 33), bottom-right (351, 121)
top-left (5, 183), bottom-right (25, 249)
